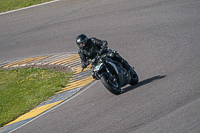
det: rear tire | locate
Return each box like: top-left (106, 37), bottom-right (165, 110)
top-left (100, 75), bottom-right (121, 95)
top-left (129, 69), bottom-right (139, 85)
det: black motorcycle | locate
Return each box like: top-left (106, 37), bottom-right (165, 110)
top-left (83, 49), bottom-right (139, 95)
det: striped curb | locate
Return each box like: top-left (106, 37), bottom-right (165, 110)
top-left (0, 52), bottom-right (95, 133)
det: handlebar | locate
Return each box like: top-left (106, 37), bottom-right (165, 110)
top-left (81, 48), bottom-right (106, 72)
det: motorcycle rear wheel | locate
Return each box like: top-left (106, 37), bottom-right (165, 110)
top-left (129, 69), bottom-right (139, 85)
top-left (100, 75), bottom-right (121, 95)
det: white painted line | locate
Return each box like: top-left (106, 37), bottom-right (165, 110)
top-left (8, 80), bottom-right (98, 133)
top-left (0, 0), bottom-right (60, 16)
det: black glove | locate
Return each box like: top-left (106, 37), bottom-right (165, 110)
top-left (101, 41), bottom-right (108, 49)
top-left (82, 61), bottom-right (90, 68)
top-left (82, 64), bottom-right (87, 69)
top-left (98, 49), bottom-right (105, 55)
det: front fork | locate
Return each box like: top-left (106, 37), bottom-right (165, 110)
top-left (92, 71), bottom-right (116, 83)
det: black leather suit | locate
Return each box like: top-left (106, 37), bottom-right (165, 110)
top-left (78, 37), bottom-right (132, 71)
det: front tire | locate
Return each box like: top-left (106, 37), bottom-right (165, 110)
top-left (100, 75), bottom-right (121, 95)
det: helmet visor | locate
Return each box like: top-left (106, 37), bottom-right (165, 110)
top-left (77, 40), bottom-right (87, 49)
top-left (79, 41), bottom-right (86, 48)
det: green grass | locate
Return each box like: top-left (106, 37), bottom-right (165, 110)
top-left (0, 68), bottom-right (73, 127)
top-left (0, 0), bottom-right (53, 13)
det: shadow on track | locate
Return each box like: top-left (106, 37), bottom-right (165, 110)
top-left (121, 75), bottom-right (167, 94)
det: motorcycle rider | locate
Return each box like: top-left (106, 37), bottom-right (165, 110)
top-left (76, 34), bottom-right (134, 76)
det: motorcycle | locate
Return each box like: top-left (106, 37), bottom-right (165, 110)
top-left (83, 49), bottom-right (139, 95)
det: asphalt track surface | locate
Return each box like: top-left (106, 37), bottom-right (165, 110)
top-left (0, 0), bottom-right (200, 132)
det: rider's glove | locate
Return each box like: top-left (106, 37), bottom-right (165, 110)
top-left (101, 41), bottom-right (108, 50)
top-left (82, 63), bottom-right (87, 69)
top-left (98, 49), bottom-right (105, 55)
top-left (82, 61), bottom-right (89, 68)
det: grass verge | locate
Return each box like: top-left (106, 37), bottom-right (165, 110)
top-left (0, 67), bottom-right (72, 127)
top-left (0, 0), bottom-right (53, 13)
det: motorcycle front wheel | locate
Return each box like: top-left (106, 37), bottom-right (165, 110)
top-left (100, 75), bottom-right (121, 95)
